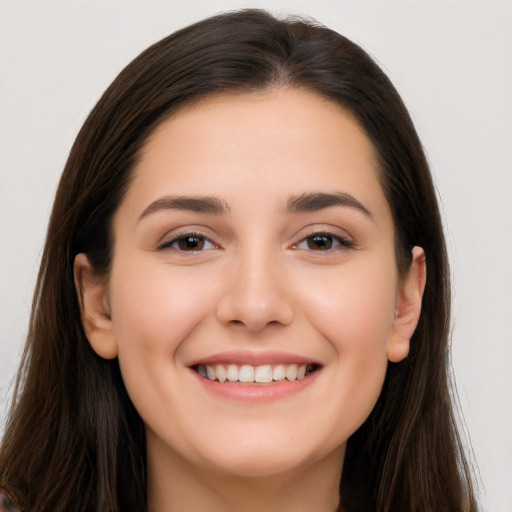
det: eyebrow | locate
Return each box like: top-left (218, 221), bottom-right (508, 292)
top-left (138, 191), bottom-right (373, 222)
top-left (284, 191), bottom-right (373, 220)
top-left (139, 195), bottom-right (230, 220)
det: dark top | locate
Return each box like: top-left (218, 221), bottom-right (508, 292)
top-left (0, 488), bottom-right (22, 512)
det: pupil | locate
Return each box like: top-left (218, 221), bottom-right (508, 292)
top-left (179, 236), bottom-right (203, 250)
top-left (309, 235), bottom-right (332, 250)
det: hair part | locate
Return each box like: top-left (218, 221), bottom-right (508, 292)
top-left (1, 9), bottom-right (477, 511)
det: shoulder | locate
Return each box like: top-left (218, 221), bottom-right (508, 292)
top-left (0, 488), bottom-right (22, 512)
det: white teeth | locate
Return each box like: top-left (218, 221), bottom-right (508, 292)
top-left (285, 364), bottom-right (298, 381)
top-left (215, 364), bottom-right (227, 383)
top-left (239, 365), bottom-right (255, 383)
top-left (255, 365), bottom-right (272, 383)
top-left (226, 364), bottom-right (239, 382)
top-left (196, 363), bottom-right (316, 383)
top-left (206, 365), bottom-right (216, 381)
top-left (272, 364), bottom-right (286, 381)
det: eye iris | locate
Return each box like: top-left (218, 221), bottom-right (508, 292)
top-left (178, 236), bottom-right (204, 251)
top-left (308, 235), bottom-right (333, 250)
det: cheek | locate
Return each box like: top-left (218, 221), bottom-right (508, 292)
top-left (107, 261), bottom-right (217, 398)
top-left (298, 257), bottom-right (397, 426)
top-left (304, 256), bottom-right (397, 350)
top-left (109, 261), bottom-right (213, 351)
top-left (106, 259), bottom-right (225, 442)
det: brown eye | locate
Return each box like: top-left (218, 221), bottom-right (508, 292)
top-left (307, 235), bottom-right (334, 250)
top-left (295, 232), bottom-right (353, 251)
top-left (159, 234), bottom-right (215, 252)
top-left (177, 235), bottom-right (205, 251)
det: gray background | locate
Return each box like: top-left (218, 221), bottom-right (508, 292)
top-left (1, 1), bottom-right (510, 510)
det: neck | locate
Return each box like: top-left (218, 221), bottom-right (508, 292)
top-left (146, 437), bottom-right (344, 512)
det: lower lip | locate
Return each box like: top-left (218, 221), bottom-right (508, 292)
top-left (191, 369), bottom-right (320, 403)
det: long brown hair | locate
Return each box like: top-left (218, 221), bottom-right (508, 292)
top-left (0, 9), bottom-right (477, 511)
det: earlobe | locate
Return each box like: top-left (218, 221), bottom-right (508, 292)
top-left (74, 253), bottom-right (118, 360)
top-left (387, 246), bottom-right (426, 363)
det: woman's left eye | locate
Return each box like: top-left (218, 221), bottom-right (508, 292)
top-left (159, 234), bottom-right (215, 252)
top-left (295, 233), bottom-right (352, 251)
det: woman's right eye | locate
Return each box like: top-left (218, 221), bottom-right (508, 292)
top-left (159, 234), bottom-right (215, 252)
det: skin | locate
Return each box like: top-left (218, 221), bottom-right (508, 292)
top-left (75, 88), bottom-right (425, 511)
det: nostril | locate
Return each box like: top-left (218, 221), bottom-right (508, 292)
top-left (215, 280), bottom-right (295, 331)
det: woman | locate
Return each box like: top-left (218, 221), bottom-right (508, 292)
top-left (0, 9), bottom-right (477, 512)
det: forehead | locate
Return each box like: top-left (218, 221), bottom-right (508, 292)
top-left (119, 88), bottom-right (389, 224)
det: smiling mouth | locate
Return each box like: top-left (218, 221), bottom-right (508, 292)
top-left (193, 363), bottom-right (320, 384)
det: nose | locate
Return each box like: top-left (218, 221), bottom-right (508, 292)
top-left (215, 249), bottom-right (294, 332)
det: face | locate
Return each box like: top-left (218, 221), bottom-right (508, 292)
top-left (77, 88), bottom-right (424, 482)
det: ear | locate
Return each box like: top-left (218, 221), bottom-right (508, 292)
top-left (74, 253), bottom-right (118, 359)
top-left (387, 246), bottom-right (426, 363)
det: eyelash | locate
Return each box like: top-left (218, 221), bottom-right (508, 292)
top-left (294, 232), bottom-right (354, 252)
top-left (158, 231), bottom-right (353, 253)
top-left (158, 231), bottom-right (216, 252)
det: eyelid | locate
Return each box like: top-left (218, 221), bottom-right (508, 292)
top-left (157, 229), bottom-right (218, 251)
top-left (292, 228), bottom-right (355, 251)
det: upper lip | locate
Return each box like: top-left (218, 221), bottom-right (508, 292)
top-left (188, 350), bottom-right (323, 367)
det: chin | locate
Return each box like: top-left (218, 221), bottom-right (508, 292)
top-left (213, 454), bottom-right (311, 479)
top-left (198, 436), bottom-right (340, 479)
